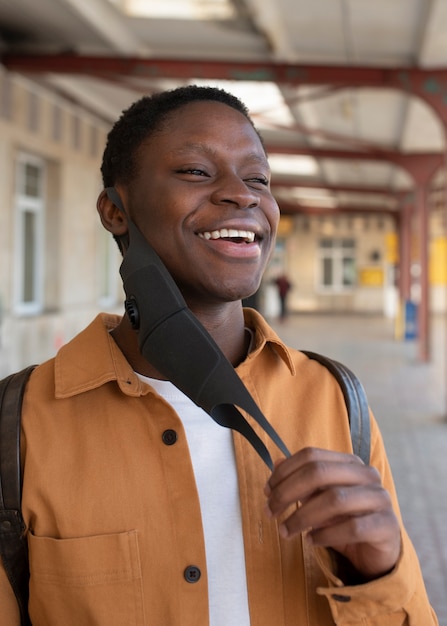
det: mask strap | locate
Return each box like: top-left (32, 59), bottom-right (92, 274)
top-left (105, 187), bottom-right (290, 470)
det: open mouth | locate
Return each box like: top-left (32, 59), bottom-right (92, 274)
top-left (198, 228), bottom-right (257, 244)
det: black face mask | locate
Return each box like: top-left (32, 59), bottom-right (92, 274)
top-left (105, 187), bottom-right (290, 470)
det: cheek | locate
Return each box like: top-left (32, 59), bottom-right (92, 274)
top-left (270, 203), bottom-right (281, 233)
top-left (137, 209), bottom-right (181, 253)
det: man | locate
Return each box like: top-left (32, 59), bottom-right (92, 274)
top-left (0, 86), bottom-right (437, 624)
top-left (275, 273), bottom-right (292, 319)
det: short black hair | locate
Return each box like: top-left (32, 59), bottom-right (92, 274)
top-left (101, 84), bottom-right (262, 188)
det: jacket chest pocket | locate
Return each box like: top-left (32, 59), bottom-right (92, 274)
top-left (28, 530), bottom-right (145, 626)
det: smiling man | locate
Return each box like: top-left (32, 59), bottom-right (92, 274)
top-left (0, 86), bottom-right (438, 625)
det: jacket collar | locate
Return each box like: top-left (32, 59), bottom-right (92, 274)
top-left (55, 310), bottom-right (295, 399)
top-left (54, 313), bottom-right (149, 399)
top-left (242, 308), bottom-right (295, 375)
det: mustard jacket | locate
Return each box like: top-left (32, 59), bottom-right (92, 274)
top-left (0, 311), bottom-right (437, 625)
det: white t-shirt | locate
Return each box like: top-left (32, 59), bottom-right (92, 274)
top-left (137, 374), bottom-right (251, 626)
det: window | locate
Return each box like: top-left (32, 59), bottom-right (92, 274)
top-left (51, 103), bottom-right (63, 142)
top-left (89, 125), bottom-right (98, 158)
top-left (318, 238), bottom-right (356, 291)
top-left (71, 114), bottom-right (81, 151)
top-left (0, 73), bottom-right (13, 120)
top-left (27, 92), bottom-right (40, 133)
top-left (14, 155), bottom-right (45, 314)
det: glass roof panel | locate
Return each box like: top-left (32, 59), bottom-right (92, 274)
top-left (122, 0), bottom-right (235, 19)
top-left (190, 79), bottom-right (295, 128)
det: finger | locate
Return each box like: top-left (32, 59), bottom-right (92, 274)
top-left (266, 458), bottom-right (381, 519)
top-left (309, 510), bottom-right (401, 579)
top-left (308, 509), bottom-right (400, 549)
top-left (278, 483), bottom-right (392, 538)
top-left (264, 457), bottom-right (286, 496)
top-left (266, 447), bottom-right (364, 495)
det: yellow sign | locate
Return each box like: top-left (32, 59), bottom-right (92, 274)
top-left (430, 236), bottom-right (447, 286)
top-left (385, 232), bottom-right (398, 264)
top-left (277, 216), bottom-right (294, 236)
top-left (359, 267), bottom-right (384, 287)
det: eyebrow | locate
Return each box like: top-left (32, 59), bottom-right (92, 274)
top-left (171, 142), bottom-right (270, 168)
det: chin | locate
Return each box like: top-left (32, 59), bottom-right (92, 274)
top-left (180, 274), bottom-right (261, 305)
top-left (224, 283), bottom-right (260, 303)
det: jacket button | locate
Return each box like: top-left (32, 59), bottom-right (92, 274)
top-left (0, 520), bottom-right (12, 531)
top-left (162, 429), bottom-right (177, 445)
top-left (331, 594), bottom-right (351, 603)
top-left (184, 566), bottom-right (201, 583)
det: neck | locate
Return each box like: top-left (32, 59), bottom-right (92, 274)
top-left (111, 301), bottom-right (248, 379)
top-left (191, 301), bottom-right (248, 366)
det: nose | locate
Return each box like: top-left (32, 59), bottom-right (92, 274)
top-left (210, 172), bottom-right (260, 209)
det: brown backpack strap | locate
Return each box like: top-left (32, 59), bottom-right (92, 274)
top-left (301, 351), bottom-right (371, 465)
top-left (0, 365), bottom-right (36, 626)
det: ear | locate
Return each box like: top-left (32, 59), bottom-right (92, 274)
top-left (96, 188), bottom-right (129, 237)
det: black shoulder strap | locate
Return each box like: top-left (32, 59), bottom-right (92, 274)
top-left (0, 365), bottom-right (35, 626)
top-left (301, 351), bottom-right (371, 465)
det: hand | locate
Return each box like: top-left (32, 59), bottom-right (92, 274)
top-left (264, 447), bottom-right (401, 581)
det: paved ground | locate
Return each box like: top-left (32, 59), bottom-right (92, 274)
top-left (269, 312), bottom-right (447, 625)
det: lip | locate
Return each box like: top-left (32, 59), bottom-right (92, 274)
top-left (196, 220), bottom-right (264, 239)
top-left (195, 221), bottom-right (264, 255)
top-left (197, 235), bottom-right (262, 259)
top-left (194, 217), bottom-right (270, 259)
top-left (198, 228), bottom-right (256, 244)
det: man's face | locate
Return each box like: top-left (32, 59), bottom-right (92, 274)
top-left (126, 100), bottom-right (280, 306)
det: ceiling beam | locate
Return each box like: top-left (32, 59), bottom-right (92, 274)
top-left (265, 143), bottom-right (441, 160)
top-left (5, 54), bottom-right (447, 122)
top-left (241, 0), bottom-right (296, 60)
top-left (55, 0), bottom-right (146, 55)
top-left (278, 201), bottom-right (398, 216)
top-left (3, 54), bottom-right (447, 90)
top-left (3, 53), bottom-right (444, 183)
top-left (271, 179), bottom-right (409, 196)
top-left (265, 143), bottom-right (444, 180)
top-left (414, 0), bottom-right (437, 65)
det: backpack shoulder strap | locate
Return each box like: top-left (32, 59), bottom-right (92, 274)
top-left (0, 365), bottom-right (36, 626)
top-left (301, 351), bottom-right (371, 465)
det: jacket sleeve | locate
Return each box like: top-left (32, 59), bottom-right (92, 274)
top-left (315, 411), bottom-right (439, 626)
top-left (0, 560), bottom-right (21, 625)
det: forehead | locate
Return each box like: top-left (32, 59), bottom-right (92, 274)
top-left (146, 100), bottom-right (266, 158)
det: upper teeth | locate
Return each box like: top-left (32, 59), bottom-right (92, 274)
top-left (198, 228), bottom-right (256, 243)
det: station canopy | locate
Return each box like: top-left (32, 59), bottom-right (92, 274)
top-left (1, 0), bottom-right (447, 217)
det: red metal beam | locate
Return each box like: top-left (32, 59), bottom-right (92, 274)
top-left (4, 52), bottom-right (447, 163)
top-left (266, 143), bottom-right (440, 162)
top-left (268, 145), bottom-right (407, 159)
top-left (265, 144), bottom-right (444, 181)
top-left (3, 54), bottom-right (447, 121)
top-left (0, 54), bottom-right (445, 88)
top-left (271, 179), bottom-right (408, 197)
top-left (278, 201), bottom-right (397, 216)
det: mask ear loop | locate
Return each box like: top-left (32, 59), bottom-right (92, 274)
top-left (105, 187), bottom-right (291, 470)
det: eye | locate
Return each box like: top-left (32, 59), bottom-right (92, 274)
top-left (246, 176), bottom-right (269, 187)
top-left (177, 168), bottom-right (209, 177)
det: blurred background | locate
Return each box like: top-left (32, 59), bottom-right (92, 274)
top-left (0, 0), bottom-right (446, 621)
